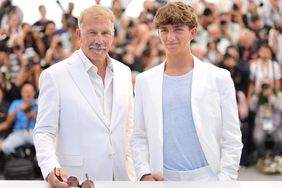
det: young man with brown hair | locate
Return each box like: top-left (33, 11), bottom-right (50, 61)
top-left (131, 2), bottom-right (242, 181)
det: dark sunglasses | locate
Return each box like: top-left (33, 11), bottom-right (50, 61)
top-left (54, 168), bottom-right (94, 188)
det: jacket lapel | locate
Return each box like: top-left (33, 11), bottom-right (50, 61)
top-left (109, 60), bottom-right (120, 131)
top-left (152, 63), bottom-right (165, 146)
top-left (191, 56), bottom-right (208, 148)
top-left (66, 52), bottom-right (108, 128)
top-left (191, 56), bottom-right (209, 101)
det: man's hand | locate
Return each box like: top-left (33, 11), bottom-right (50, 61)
top-left (140, 173), bottom-right (164, 181)
top-left (47, 167), bottom-right (68, 188)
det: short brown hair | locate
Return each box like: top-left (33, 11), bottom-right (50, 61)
top-left (78, 5), bottom-right (115, 29)
top-left (154, 2), bottom-right (198, 29)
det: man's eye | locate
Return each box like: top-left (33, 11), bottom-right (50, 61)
top-left (89, 32), bottom-right (96, 35)
top-left (175, 28), bottom-right (183, 32)
top-left (103, 32), bottom-right (111, 36)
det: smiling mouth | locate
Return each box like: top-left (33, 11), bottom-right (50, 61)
top-left (166, 43), bottom-right (178, 48)
top-left (90, 48), bottom-right (106, 51)
top-left (89, 47), bottom-right (107, 55)
top-left (89, 44), bottom-right (107, 50)
top-left (91, 49), bottom-right (106, 55)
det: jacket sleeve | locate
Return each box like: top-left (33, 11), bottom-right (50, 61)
top-left (125, 69), bottom-right (137, 181)
top-left (33, 70), bottom-right (61, 179)
top-left (130, 75), bottom-right (152, 180)
top-left (218, 71), bottom-right (243, 180)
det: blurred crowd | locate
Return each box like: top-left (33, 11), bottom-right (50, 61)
top-left (0, 0), bottom-right (282, 174)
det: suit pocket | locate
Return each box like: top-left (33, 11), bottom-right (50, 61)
top-left (58, 155), bottom-right (83, 167)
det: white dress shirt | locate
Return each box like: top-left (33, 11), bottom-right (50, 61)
top-left (78, 49), bottom-right (113, 127)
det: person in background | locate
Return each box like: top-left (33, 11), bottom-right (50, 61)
top-left (32, 5), bottom-right (51, 33)
top-left (248, 44), bottom-right (282, 168)
top-left (0, 82), bottom-right (37, 156)
top-left (0, 88), bottom-right (9, 139)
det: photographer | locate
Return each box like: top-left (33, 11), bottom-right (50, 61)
top-left (0, 83), bottom-right (37, 156)
top-left (15, 47), bottom-right (42, 92)
top-left (0, 42), bottom-right (21, 103)
top-left (44, 33), bottom-right (70, 66)
top-left (0, 88), bottom-right (9, 139)
top-left (32, 5), bottom-right (51, 34)
top-left (218, 12), bottom-right (241, 45)
top-left (269, 12), bottom-right (282, 67)
top-left (248, 44), bottom-right (282, 170)
top-left (261, 0), bottom-right (282, 29)
top-left (0, 43), bottom-right (10, 87)
top-left (250, 79), bottom-right (282, 170)
top-left (206, 23), bottom-right (231, 64)
top-left (247, 44), bottom-right (281, 101)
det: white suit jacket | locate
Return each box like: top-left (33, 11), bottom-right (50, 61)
top-left (131, 56), bottom-right (243, 181)
top-left (33, 50), bottom-right (135, 181)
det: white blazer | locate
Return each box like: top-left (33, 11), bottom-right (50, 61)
top-left (33, 50), bottom-right (135, 181)
top-left (131, 56), bottom-right (243, 181)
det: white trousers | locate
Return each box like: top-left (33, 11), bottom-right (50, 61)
top-left (1, 129), bottom-right (33, 155)
top-left (163, 166), bottom-right (218, 181)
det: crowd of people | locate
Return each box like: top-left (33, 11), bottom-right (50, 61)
top-left (0, 0), bottom-right (281, 180)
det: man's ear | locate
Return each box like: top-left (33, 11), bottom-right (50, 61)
top-left (190, 27), bottom-right (198, 40)
top-left (76, 28), bottom-right (81, 40)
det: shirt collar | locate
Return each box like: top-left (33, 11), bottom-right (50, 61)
top-left (77, 48), bottom-right (113, 75)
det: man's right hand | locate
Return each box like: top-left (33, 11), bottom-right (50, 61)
top-left (140, 173), bottom-right (164, 181)
top-left (47, 167), bottom-right (68, 188)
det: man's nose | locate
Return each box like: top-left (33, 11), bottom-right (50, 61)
top-left (94, 34), bottom-right (103, 44)
top-left (167, 30), bottom-right (176, 41)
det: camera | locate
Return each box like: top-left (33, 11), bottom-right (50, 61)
top-left (0, 66), bottom-right (10, 82)
top-left (23, 105), bottom-right (34, 113)
top-left (31, 25), bottom-right (44, 33)
top-left (0, 33), bottom-right (9, 42)
top-left (128, 20), bottom-right (134, 28)
top-left (12, 44), bottom-right (21, 51)
top-left (57, 41), bottom-right (63, 48)
top-left (275, 26), bottom-right (282, 34)
top-left (233, 3), bottom-right (239, 11)
top-left (261, 83), bottom-right (270, 91)
top-left (203, 8), bottom-right (212, 16)
top-left (220, 19), bottom-right (227, 26)
top-left (23, 47), bottom-right (37, 68)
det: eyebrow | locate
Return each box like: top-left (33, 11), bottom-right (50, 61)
top-left (159, 25), bottom-right (185, 28)
top-left (173, 25), bottom-right (185, 28)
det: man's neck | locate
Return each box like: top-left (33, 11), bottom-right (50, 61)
top-left (165, 53), bottom-right (194, 76)
top-left (92, 59), bottom-right (107, 80)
